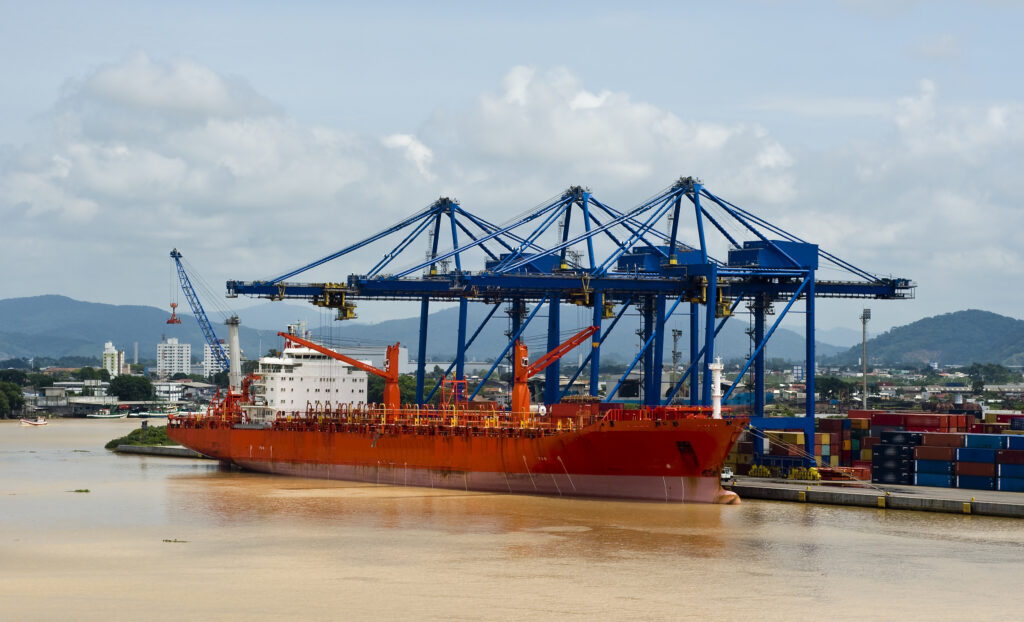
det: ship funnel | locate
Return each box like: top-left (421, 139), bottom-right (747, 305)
top-left (710, 357), bottom-right (724, 419)
top-left (227, 315), bottom-right (242, 391)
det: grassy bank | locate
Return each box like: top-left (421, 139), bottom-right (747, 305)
top-left (104, 425), bottom-right (175, 450)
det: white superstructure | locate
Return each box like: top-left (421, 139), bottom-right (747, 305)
top-left (253, 344), bottom-right (369, 414)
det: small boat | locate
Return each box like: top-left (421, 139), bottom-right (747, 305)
top-left (20, 417), bottom-right (48, 426)
top-left (86, 412), bottom-right (128, 419)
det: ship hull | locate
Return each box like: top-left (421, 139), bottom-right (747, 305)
top-left (169, 417), bottom-right (746, 504)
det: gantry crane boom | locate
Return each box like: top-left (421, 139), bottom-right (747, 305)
top-left (511, 325), bottom-right (598, 416)
top-left (278, 332), bottom-right (401, 409)
top-left (170, 249), bottom-right (230, 372)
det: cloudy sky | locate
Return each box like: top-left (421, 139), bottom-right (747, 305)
top-left (1, 1), bottom-right (1022, 336)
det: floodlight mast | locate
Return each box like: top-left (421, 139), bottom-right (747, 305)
top-left (861, 308), bottom-right (871, 409)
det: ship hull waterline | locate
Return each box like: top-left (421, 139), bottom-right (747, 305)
top-left (169, 417), bottom-right (746, 504)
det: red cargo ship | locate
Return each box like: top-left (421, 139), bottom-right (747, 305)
top-left (168, 328), bottom-right (747, 504)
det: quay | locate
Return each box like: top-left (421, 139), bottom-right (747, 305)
top-left (731, 477), bottom-right (1024, 518)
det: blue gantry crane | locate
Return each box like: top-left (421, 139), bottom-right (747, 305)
top-left (170, 248), bottom-right (231, 373)
top-left (226, 177), bottom-right (914, 460)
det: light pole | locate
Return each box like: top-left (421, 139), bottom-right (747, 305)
top-left (861, 308), bottom-right (871, 409)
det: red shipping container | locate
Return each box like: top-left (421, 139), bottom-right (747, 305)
top-left (920, 433), bottom-right (964, 447)
top-left (848, 409), bottom-right (885, 419)
top-left (915, 446), bottom-right (957, 460)
top-left (996, 450), bottom-right (1024, 465)
top-left (956, 462), bottom-right (996, 477)
top-left (817, 418), bottom-right (844, 431)
top-left (862, 436), bottom-right (880, 449)
top-left (871, 413), bottom-right (905, 426)
top-left (904, 414), bottom-right (942, 428)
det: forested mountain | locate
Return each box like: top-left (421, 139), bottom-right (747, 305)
top-left (829, 309), bottom-right (1024, 366)
top-left (0, 295), bottom-right (845, 364)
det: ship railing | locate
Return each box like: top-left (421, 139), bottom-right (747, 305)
top-left (260, 406), bottom-right (600, 435)
top-left (169, 403), bottom-right (738, 434)
top-left (599, 406), bottom-right (727, 423)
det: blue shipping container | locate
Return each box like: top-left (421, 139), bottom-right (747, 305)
top-left (957, 475), bottom-right (996, 490)
top-left (997, 477), bottom-right (1024, 492)
top-left (964, 434), bottom-right (1004, 450)
top-left (915, 472), bottom-right (954, 488)
top-left (997, 463), bottom-right (1024, 478)
top-left (915, 460), bottom-right (955, 475)
top-left (1012, 418), bottom-right (1024, 431)
top-left (1005, 435), bottom-right (1024, 450)
top-left (956, 447), bottom-right (998, 463)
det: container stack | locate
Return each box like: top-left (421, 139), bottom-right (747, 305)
top-left (726, 434), bottom-right (755, 474)
top-left (997, 436), bottom-right (1024, 492)
top-left (869, 429), bottom-right (1024, 490)
top-left (913, 432), bottom-right (961, 488)
top-left (726, 410), bottom-right (1024, 486)
top-left (814, 418), bottom-right (849, 467)
top-left (872, 430), bottom-right (919, 485)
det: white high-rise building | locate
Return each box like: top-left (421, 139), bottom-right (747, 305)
top-left (203, 343), bottom-right (224, 378)
top-left (102, 341), bottom-right (125, 378)
top-left (157, 337), bottom-right (191, 377)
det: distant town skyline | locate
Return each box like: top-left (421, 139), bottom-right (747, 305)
top-left (2, 2), bottom-right (1022, 333)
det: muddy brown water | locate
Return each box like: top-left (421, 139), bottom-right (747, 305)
top-left (2, 419), bottom-right (1022, 621)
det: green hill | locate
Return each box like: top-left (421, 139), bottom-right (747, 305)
top-left (831, 309), bottom-right (1024, 366)
top-left (0, 295), bottom-right (278, 363)
top-left (0, 295), bottom-right (843, 365)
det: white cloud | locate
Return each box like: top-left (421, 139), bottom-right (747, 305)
top-left (425, 65), bottom-right (796, 205)
top-left (10, 56), bottom-right (1024, 332)
top-left (85, 52), bottom-right (274, 118)
top-left (382, 134), bottom-right (436, 181)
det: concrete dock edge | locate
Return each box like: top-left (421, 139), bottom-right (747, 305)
top-left (731, 480), bottom-right (1024, 518)
top-left (115, 445), bottom-right (211, 459)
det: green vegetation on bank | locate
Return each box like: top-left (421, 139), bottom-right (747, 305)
top-left (108, 375), bottom-right (155, 401)
top-left (0, 381), bottom-right (26, 418)
top-left (104, 425), bottom-right (175, 450)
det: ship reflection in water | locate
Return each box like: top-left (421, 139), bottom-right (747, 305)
top-left (4, 420), bottom-right (1024, 622)
top-left (166, 470), bottom-right (732, 560)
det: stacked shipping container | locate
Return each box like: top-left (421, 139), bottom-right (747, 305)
top-left (722, 410), bottom-right (1024, 487)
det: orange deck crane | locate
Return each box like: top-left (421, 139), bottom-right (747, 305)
top-left (277, 332), bottom-right (402, 409)
top-left (512, 325), bottom-right (598, 417)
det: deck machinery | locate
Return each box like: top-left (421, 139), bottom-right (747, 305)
top-left (227, 177), bottom-right (913, 460)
